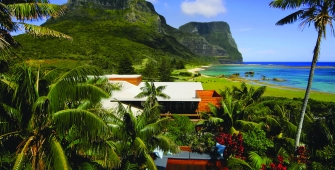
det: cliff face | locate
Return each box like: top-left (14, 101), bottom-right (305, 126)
top-left (173, 22), bottom-right (242, 63)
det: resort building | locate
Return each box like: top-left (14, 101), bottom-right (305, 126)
top-left (101, 75), bottom-right (222, 120)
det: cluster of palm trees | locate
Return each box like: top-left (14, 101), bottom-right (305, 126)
top-left (0, 64), bottom-right (179, 169)
top-left (194, 82), bottom-right (334, 169)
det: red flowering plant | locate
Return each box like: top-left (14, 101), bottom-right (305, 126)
top-left (261, 155), bottom-right (287, 170)
top-left (216, 132), bottom-right (244, 159)
top-left (294, 146), bottom-right (309, 164)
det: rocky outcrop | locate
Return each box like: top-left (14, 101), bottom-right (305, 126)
top-left (175, 22), bottom-right (243, 63)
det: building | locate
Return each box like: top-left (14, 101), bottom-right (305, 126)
top-left (102, 75), bottom-right (222, 120)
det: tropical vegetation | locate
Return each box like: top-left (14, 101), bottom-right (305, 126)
top-left (270, 0), bottom-right (335, 151)
top-left (168, 83), bottom-right (335, 169)
top-left (0, 0), bottom-right (334, 169)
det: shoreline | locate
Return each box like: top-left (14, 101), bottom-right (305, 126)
top-left (187, 66), bottom-right (335, 96)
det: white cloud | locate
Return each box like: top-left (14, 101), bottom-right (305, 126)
top-left (238, 28), bottom-right (252, 32)
top-left (181, 0), bottom-right (226, 17)
top-left (146, 0), bottom-right (158, 4)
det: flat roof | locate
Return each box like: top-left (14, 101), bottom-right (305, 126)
top-left (105, 75), bottom-right (142, 78)
top-left (109, 81), bottom-right (203, 102)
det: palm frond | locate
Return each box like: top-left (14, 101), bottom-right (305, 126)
top-left (134, 92), bottom-right (147, 99)
top-left (41, 68), bottom-right (62, 84)
top-left (0, 3), bottom-right (15, 31)
top-left (153, 134), bottom-right (180, 153)
top-left (0, 102), bottom-right (21, 121)
top-left (0, 76), bottom-right (17, 90)
top-left (47, 136), bottom-right (71, 170)
top-left (78, 162), bottom-right (98, 170)
top-left (47, 66), bottom-right (104, 112)
top-left (144, 153), bottom-right (157, 170)
top-left (283, 120), bottom-right (297, 138)
top-left (32, 96), bottom-right (48, 113)
top-left (21, 22), bottom-right (72, 39)
top-left (208, 116), bottom-right (224, 125)
top-left (288, 162), bottom-right (307, 170)
top-left (139, 117), bottom-right (170, 139)
top-left (77, 100), bottom-right (91, 110)
top-left (92, 141), bottom-right (120, 169)
top-left (277, 137), bottom-right (295, 152)
top-left (227, 157), bottom-right (253, 170)
top-left (53, 109), bottom-right (110, 140)
top-left (276, 147), bottom-right (290, 160)
top-left (196, 119), bottom-right (206, 127)
top-left (276, 10), bottom-right (305, 25)
top-left (251, 86), bottom-right (266, 102)
top-left (249, 151), bottom-right (266, 169)
top-left (235, 120), bottom-right (261, 131)
top-left (269, 0), bottom-right (315, 9)
top-left (264, 116), bottom-right (281, 129)
top-left (13, 136), bottom-right (35, 170)
top-left (122, 161), bottom-right (140, 170)
top-left (133, 137), bottom-right (148, 157)
top-left (208, 103), bottom-right (218, 116)
top-left (7, 3), bottom-right (66, 21)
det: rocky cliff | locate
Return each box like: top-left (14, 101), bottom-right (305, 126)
top-left (165, 22), bottom-right (242, 63)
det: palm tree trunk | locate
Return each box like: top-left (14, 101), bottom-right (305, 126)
top-left (294, 30), bottom-right (322, 150)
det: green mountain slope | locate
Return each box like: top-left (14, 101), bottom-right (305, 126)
top-left (12, 0), bottom-right (241, 71)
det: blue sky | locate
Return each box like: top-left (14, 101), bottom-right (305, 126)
top-left (43, 1), bottom-right (334, 61)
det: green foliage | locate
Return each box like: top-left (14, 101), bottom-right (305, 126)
top-left (117, 56), bottom-right (135, 74)
top-left (178, 71), bottom-right (192, 77)
top-left (158, 58), bottom-right (173, 82)
top-left (141, 59), bottom-right (158, 81)
top-left (190, 132), bottom-right (216, 154)
top-left (165, 115), bottom-right (196, 146)
top-left (243, 128), bottom-right (274, 156)
top-left (227, 157), bottom-right (253, 170)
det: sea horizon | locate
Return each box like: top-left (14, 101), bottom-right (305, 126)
top-left (200, 61), bottom-right (335, 94)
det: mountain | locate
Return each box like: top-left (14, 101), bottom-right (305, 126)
top-left (175, 22), bottom-right (242, 63)
top-left (12, 0), bottom-right (242, 71)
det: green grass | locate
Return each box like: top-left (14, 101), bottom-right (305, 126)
top-left (191, 76), bottom-right (335, 102)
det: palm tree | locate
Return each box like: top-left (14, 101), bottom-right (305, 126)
top-left (0, 0), bottom-right (71, 50)
top-left (0, 64), bottom-right (119, 169)
top-left (270, 0), bottom-right (335, 149)
top-left (107, 102), bottom-right (179, 170)
top-left (231, 82), bottom-right (267, 107)
top-left (135, 81), bottom-right (170, 108)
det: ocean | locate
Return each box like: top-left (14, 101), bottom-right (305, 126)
top-left (199, 62), bottom-right (335, 94)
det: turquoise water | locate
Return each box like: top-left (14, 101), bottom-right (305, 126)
top-left (200, 62), bottom-right (335, 94)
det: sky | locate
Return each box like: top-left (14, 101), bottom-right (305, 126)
top-left (37, 0), bottom-right (335, 61)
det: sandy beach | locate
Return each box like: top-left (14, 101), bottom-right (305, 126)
top-left (187, 66), bottom-right (210, 74)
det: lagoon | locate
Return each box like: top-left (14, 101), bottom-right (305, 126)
top-left (199, 62), bottom-right (335, 94)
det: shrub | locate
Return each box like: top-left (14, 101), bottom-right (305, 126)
top-left (243, 128), bottom-right (274, 156)
top-left (165, 115), bottom-right (195, 146)
top-left (190, 132), bottom-right (216, 154)
top-left (178, 71), bottom-right (192, 77)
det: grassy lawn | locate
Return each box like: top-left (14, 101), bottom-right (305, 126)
top-left (173, 65), bottom-right (335, 102)
top-left (194, 76), bottom-right (335, 102)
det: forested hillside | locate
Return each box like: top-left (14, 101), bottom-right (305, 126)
top-left (12, 0), bottom-right (241, 72)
